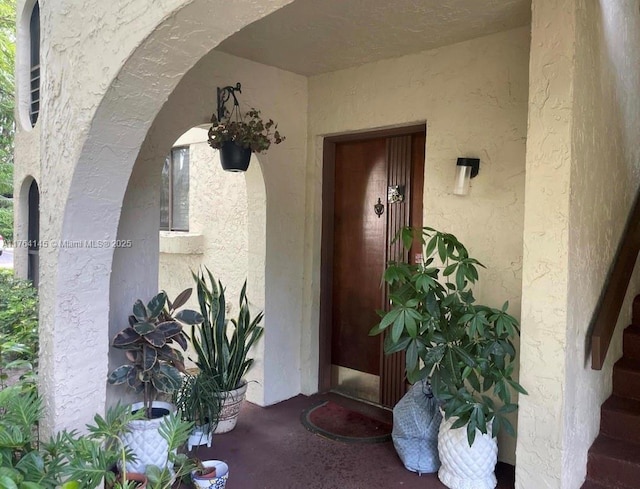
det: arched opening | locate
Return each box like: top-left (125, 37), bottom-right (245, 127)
top-left (27, 180), bottom-right (39, 287)
top-left (28, 1), bottom-right (39, 127)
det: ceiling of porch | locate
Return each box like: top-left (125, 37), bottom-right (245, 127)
top-left (217, 0), bottom-right (532, 76)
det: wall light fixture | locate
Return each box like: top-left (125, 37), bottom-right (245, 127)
top-left (453, 157), bottom-right (480, 196)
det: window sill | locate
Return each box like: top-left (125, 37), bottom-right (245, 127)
top-left (159, 231), bottom-right (204, 255)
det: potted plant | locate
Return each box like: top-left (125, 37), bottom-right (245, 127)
top-left (61, 404), bottom-right (196, 489)
top-left (191, 459), bottom-right (229, 489)
top-left (370, 227), bottom-right (527, 489)
top-left (60, 403), bottom-right (148, 489)
top-left (208, 108), bottom-right (285, 172)
top-left (107, 288), bottom-right (204, 474)
top-left (174, 371), bottom-right (222, 450)
top-left (190, 268), bottom-right (264, 433)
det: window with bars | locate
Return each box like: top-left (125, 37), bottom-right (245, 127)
top-left (29, 1), bottom-right (40, 127)
top-left (160, 147), bottom-right (190, 231)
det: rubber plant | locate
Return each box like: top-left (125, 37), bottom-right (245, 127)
top-left (107, 289), bottom-right (204, 418)
top-left (370, 226), bottom-right (527, 446)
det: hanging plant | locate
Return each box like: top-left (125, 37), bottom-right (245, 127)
top-left (207, 83), bottom-right (285, 172)
top-left (208, 108), bottom-right (285, 154)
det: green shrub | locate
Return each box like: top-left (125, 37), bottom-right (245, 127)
top-left (0, 269), bottom-right (38, 387)
top-left (0, 203), bottom-right (12, 241)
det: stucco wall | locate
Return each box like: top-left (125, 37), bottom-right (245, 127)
top-left (111, 47), bottom-right (305, 408)
top-left (518, 1), bottom-right (640, 488)
top-left (16, 0), bottom-right (295, 435)
top-left (158, 127), bottom-right (249, 317)
top-left (157, 127), bottom-right (252, 377)
top-left (306, 27), bottom-right (530, 464)
top-left (563, 1), bottom-right (640, 488)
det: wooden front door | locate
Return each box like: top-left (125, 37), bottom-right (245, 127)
top-left (320, 127), bottom-right (425, 408)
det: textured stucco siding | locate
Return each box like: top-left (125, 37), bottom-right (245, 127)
top-left (17, 0), bottom-right (295, 435)
top-left (307, 27), bottom-right (530, 464)
top-left (518, 1), bottom-right (640, 488)
top-left (517, 1), bottom-right (575, 486)
top-left (113, 48), bottom-right (306, 407)
top-left (563, 1), bottom-right (640, 488)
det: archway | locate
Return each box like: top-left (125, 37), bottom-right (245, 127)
top-left (42, 0), bottom-right (302, 433)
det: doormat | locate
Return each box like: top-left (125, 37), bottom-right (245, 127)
top-left (300, 401), bottom-right (392, 444)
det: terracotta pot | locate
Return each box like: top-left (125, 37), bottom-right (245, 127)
top-left (106, 472), bottom-right (148, 489)
top-left (122, 472), bottom-right (148, 488)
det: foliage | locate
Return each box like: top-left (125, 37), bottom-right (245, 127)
top-left (145, 413), bottom-right (195, 489)
top-left (0, 382), bottom-right (194, 489)
top-left (0, 269), bottom-right (38, 389)
top-left (0, 0), bottom-right (15, 168)
top-left (0, 0), bottom-right (16, 241)
top-left (208, 108), bottom-right (285, 153)
top-left (107, 290), bottom-right (204, 418)
top-left (59, 403), bottom-right (144, 489)
top-left (0, 200), bottom-right (13, 241)
top-left (191, 268), bottom-right (264, 392)
top-left (174, 371), bottom-right (222, 434)
top-left (62, 405), bottom-right (194, 489)
top-left (0, 383), bottom-right (66, 488)
top-left (370, 226), bottom-right (527, 446)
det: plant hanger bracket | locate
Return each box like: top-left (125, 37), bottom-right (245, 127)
top-left (216, 82), bottom-right (242, 122)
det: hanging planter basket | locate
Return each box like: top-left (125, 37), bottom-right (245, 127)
top-left (219, 141), bottom-right (252, 172)
top-left (208, 82), bottom-right (285, 173)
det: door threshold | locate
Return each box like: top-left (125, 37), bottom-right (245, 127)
top-left (328, 389), bottom-right (393, 412)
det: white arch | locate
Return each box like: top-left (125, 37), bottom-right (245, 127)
top-left (41, 0), bottom-right (303, 434)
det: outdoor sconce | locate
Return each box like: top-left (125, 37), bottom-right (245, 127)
top-left (453, 158), bottom-right (480, 196)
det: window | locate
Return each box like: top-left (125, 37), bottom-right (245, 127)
top-left (29, 1), bottom-right (40, 126)
top-left (160, 147), bottom-right (189, 231)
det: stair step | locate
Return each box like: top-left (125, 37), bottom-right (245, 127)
top-left (623, 325), bottom-right (640, 361)
top-left (587, 435), bottom-right (640, 488)
top-left (613, 358), bottom-right (640, 401)
top-left (580, 480), bottom-right (612, 489)
top-left (601, 395), bottom-right (640, 444)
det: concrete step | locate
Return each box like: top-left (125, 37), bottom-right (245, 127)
top-left (623, 325), bottom-right (640, 361)
top-left (586, 435), bottom-right (640, 489)
top-left (601, 395), bottom-right (640, 444)
top-left (613, 358), bottom-right (640, 401)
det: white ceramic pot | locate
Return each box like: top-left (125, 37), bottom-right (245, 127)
top-left (191, 460), bottom-right (229, 489)
top-left (121, 401), bottom-right (175, 474)
top-left (213, 382), bottom-right (247, 434)
top-left (188, 425), bottom-right (213, 451)
top-left (437, 413), bottom-right (498, 489)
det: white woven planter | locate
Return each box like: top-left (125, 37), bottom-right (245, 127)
top-left (213, 382), bottom-right (247, 434)
top-left (437, 413), bottom-right (498, 489)
top-left (122, 401), bottom-right (175, 474)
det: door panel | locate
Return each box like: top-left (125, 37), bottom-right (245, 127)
top-left (321, 127), bottom-right (426, 406)
top-left (331, 138), bottom-right (387, 376)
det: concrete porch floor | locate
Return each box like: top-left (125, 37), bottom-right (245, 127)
top-left (189, 392), bottom-right (516, 489)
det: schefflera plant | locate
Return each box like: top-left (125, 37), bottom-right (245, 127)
top-left (370, 226), bottom-right (527, 445)
top-left (108, 289), bottom-right (204, 418)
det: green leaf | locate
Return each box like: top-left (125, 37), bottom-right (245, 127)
top-left (112, 327), bottom-right (141, 348)
top-left (175, 309), bottom-right (204, 325)
top-left (146, 292), bottom-right (166, 319)
top-left (132, 300), bottom-right (148, 321)
top-left (107, 365), bottom-right (135, 385)
top-left (132, 322), bottom-right (155, 335)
